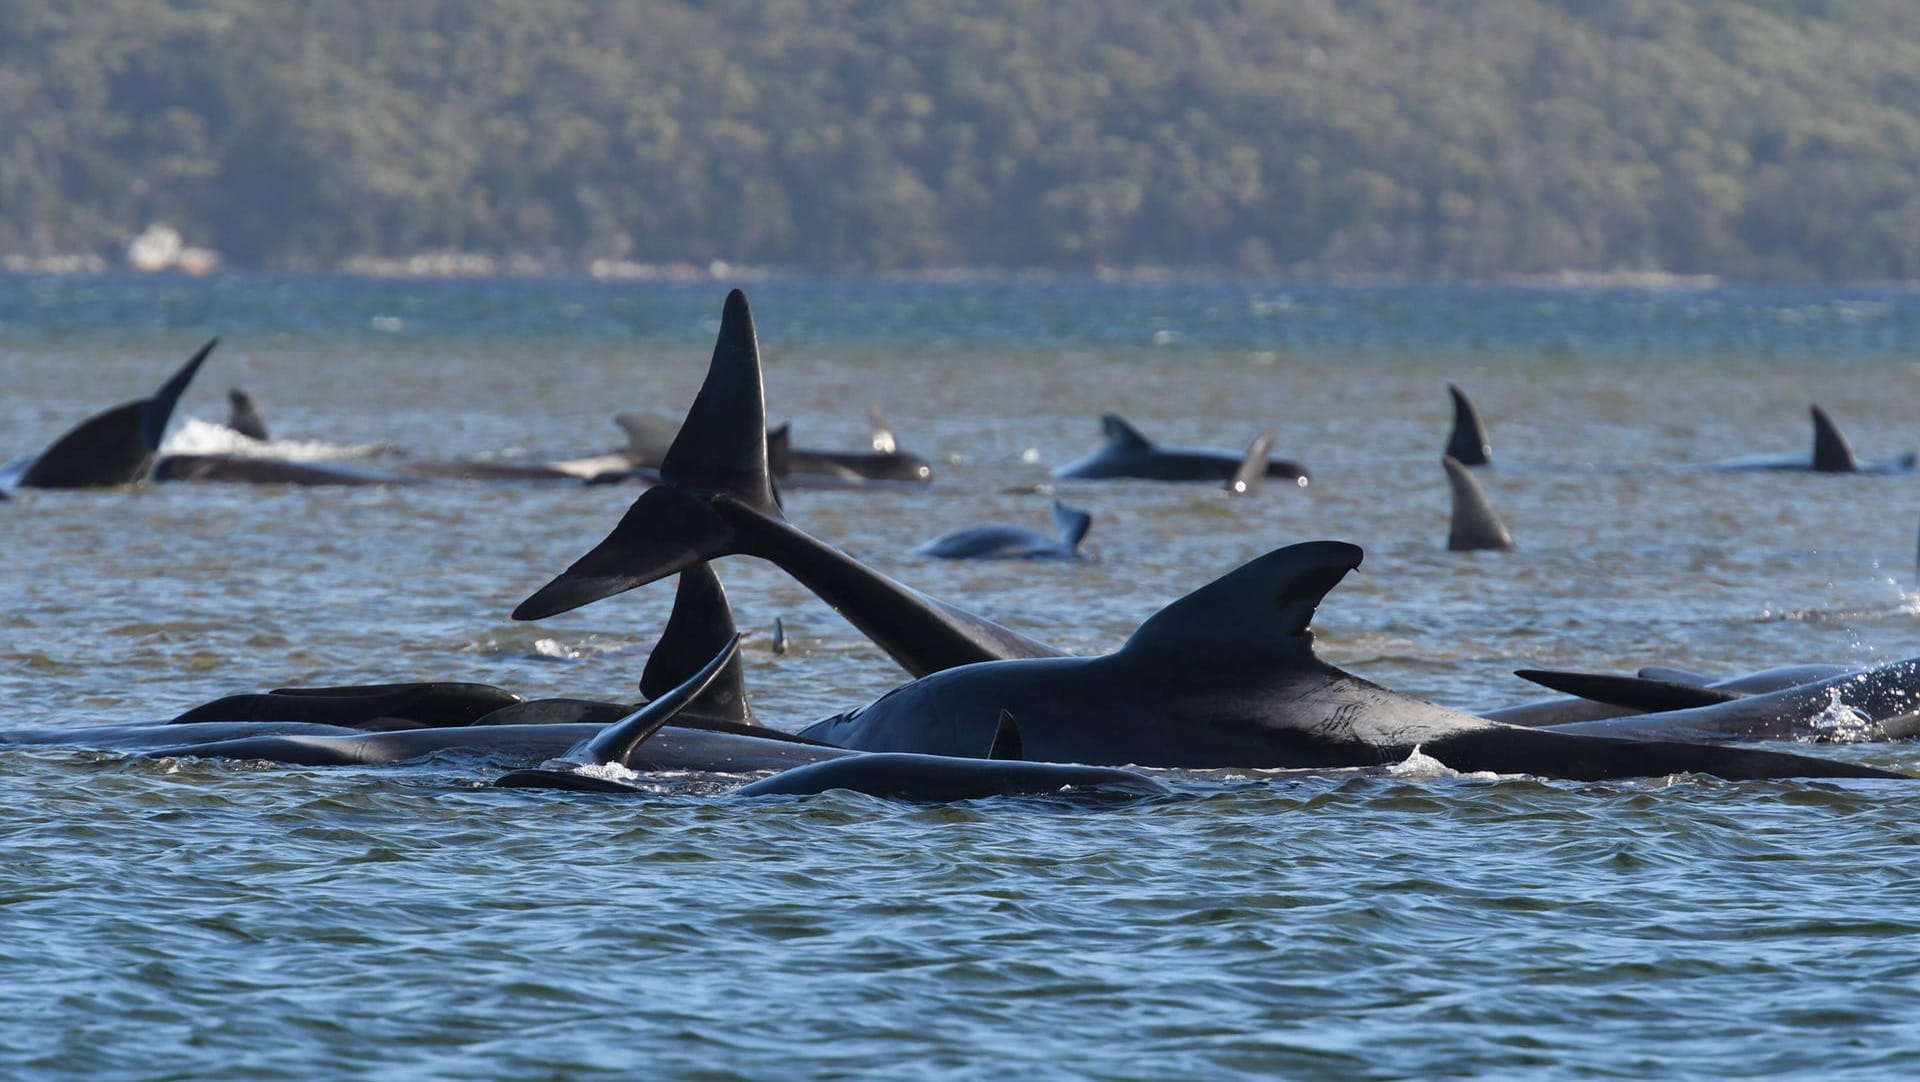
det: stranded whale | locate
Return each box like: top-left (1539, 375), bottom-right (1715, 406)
top-left (1052, 414), bottom-right (1309, 486)
top-left (18, 339), bottom-right (215, 488)
top-left (798, 540), bottom-right (1904, 782)
top-left (914, 500), bottom-right (1092, 560)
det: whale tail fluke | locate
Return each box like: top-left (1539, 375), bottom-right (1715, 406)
top-left (1443, 454), bottom-right (1516, 552)
top-left (22, 338), bottom-right (216, 488)
top-left (1444, 384), bottom-right (1491, 467)
top-left (1050, 500), bottom-right (1093, 554)
top-left (639, 563), bottom-right (756, 727)
top-left (514, 291), bottom-right (781, 620)
top-left (1810, 405), bottom-right (1861, 473)
top-left (1225, 430), bottom-right (1275, 495)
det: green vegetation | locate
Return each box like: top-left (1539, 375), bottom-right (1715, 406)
top-left (3, 0), bottom-right (1919, 280)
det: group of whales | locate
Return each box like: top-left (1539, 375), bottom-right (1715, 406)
top-left (11, 289), bottom-right (1920, 801)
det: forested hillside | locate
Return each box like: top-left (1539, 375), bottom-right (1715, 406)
top-left (3, 0), bottom-right (1919, 280)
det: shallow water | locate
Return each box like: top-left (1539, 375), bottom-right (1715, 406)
top-left (4, 276), bottom-right (1920, 1079)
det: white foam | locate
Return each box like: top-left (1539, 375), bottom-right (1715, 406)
top-left (162, 417), bottom-right (394, 462)
top-left (1388, 745), bottom-right (1503, 781)
top-left (1806, 691), bottom-right (1881, 743)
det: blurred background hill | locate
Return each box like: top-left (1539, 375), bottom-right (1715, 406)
top-left (3, 0), bottom-right (1918, 281)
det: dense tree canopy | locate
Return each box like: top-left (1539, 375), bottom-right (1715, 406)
top-left (3, 0), bottom-right (1918, 280)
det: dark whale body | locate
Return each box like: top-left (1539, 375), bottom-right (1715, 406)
top-left (1052, 414), bottom-right (1308, 486)
top-left (798, 541), bottom-right (1904, 782)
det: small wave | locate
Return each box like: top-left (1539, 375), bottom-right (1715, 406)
top-left (161, 417), bottom-right (396, 461)
top-left (1388, 745), bottom-right (1506, 781)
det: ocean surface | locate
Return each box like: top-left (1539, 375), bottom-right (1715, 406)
top-left (4, 275), bottom-right (1920, 1079)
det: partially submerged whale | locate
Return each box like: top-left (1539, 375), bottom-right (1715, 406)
top-left (1052, 414), bottom-right (1309, 486)
top-left (1443, 454), bottom-right (1515, 551)
top-left (514, 289), bottom-right (1064, 678)
top-left (797, 540), bottom-right (1904, 782)
top-left (17, 339), bottom-right (215, 488)
top-left (914, 500), bottom-right (1092, 560)
top-left (154, 454), bottom-right (427, 486)
top-left (1712, 405), bottom-right (1916, 474)
top-left (226, 389), bottom-right (270, 441)
top-left (499, 652), bottom-right (1168, 802)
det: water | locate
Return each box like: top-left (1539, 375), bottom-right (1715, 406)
top-left (4, 275), bottom-right (1920, 1079)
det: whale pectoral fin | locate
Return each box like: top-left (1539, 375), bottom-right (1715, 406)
top-left (613, 411), bottom-right (679, 458)
top-left (1050, 500), bottom-right (1093, 553)
top-left (639, 564), bottom-right (756, 726)
top-left (1444, 384), bottom-right (1491, 466)
top-left (1225, 430), bottom-right (1275, 495)
top-left (1809, 405), bottom-right (1861, 472)
top-left (1513, 670), bottom-right (1744, 711)
top-left (869, 405), bottom-right (898, 454)
top-left (1443, 454), bottom-right (1516, 552)
top-left (1100, 413), bottom-right (1154, 452)
top-left (988, 710), bottom-right (1025, 761)
top-left (581, 634), bottom-right (744, 766)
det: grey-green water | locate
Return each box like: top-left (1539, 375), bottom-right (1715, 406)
top-left (4, 277), bottom-right (1920, 1079)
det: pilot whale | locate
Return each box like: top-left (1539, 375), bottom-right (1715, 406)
top-left (1052, 414), bottom-right (1309, 486)
top-left (914, 500), bottom-right (1092, 560)
top-left (1444, 385), bottom-right (1492, 467)
top-left (797, 540), bottom-right (1905, 782)
top-left (18, 339), bottom-right (215, 488)
top-left (1443, 454), bottom-right (1514, 551)
top-left (1712, 405), bottom-right (1916, 474)
top-left (514, 289), bottom-right (1064, 678)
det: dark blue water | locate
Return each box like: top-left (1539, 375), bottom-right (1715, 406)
top-left (4, 275), bottom-right (1920, 1079)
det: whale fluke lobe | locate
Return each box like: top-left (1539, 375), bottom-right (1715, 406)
top-left (660, 289), bottom-right (779, 512)
top-left (1445, 384), bottom-right (1491, 466)
top-left (21, 338), bottom-right (216, 488)
top-left (639, 563), bottom-right (756, 727)
top-left (1809, 405), bottom-right (1861, 473)
top-left (989, 710), bottom-right (1025, 760)
top-left (1226, 430), bottom-right (1275, 495)
top-left (1443, 454), bottom-right (1516, 551)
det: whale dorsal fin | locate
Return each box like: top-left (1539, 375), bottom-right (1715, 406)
top-left (1635, 666), bottom-right (1716, 686)
top-left (988, 710), bottom-right (1025, 760)
top-left (658, 290), bottom-right (779, 511)
top-left (869, 406), bottom-right (897, 454)
top-left (1443, 454), bottom-right (1515, 551)
top-left (639, 563), bottom-right (755, 726)
top-left (1514, 669), bottom-right (1743, 711)
top-left (766, 422), bottom-right (792, 478)
top-left (581, 635), bottom-right (744, 766)
top-left (612, 412), bottom-right (678, 461)
top-left (1445, 384), bottom-right (1491, 466)
top-left (1100, 413), bottom-right (1154, 452)
top-left (226, 388), bottom-right (269, 441)
top-left (1050, 499), bottom-right (1093, 553)
top-left (1809, 405), bottom-right (1860, 473)
top-left (1226, 430), bottom-right (1275, 495)
top-left (1119, 540), bottom-right (1364, 666)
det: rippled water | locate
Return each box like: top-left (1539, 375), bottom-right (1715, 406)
top-left (5, 276), bottom-right (1920, 1079)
